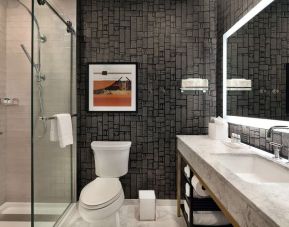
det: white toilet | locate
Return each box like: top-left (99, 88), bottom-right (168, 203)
top-left (78, 141), bottom-right (131, 226)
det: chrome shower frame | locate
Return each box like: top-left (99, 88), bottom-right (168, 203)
top-left (37, 0), bottom-right (75, 34)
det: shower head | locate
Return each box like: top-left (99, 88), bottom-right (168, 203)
top-left (20, 44), bottom-right (46, 82)
top-left (17, 0), bottom-right (47, 43)
top-left (20, 44), bottom-right (32, 64)
top-left (20, 44), bottom-right (40, 74)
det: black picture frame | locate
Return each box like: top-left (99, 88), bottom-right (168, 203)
top-left (87, 62), bottom-right (138, 112)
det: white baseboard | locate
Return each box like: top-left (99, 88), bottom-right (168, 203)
top-left (124, 199), bottom-right (177, 206)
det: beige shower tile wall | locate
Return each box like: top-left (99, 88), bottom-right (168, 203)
top-left (5, 0), bottom-right (31, 202)
top-left (33, 0), bottom-right (76, 203)
top-left (0, 0), bottom-right (7, 205)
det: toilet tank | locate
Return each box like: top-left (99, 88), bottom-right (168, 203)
top-left (91, 141), bottom-right (131, 177)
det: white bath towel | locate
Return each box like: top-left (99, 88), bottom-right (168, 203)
top-left (50, 114), bottom-right (73, 148)
top-left (193, 211), bottom-right (229, 226)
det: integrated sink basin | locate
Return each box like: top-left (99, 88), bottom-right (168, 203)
top-left (213, 153), bottom-right (289, 184)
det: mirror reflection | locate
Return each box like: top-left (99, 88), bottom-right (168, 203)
top-left (227, 0), bottom-right (289, 121)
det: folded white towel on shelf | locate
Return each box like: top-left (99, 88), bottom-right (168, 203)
top-left (184, 165), bottom-right (190, 178)
top-left (50, 113), bottom-right (73, 148)
top-left (184, 200), bottom-right (190, 222)
top-left (227, 78), bottom-right (252, 88)
top-left (193, 211), bottom-right (229, 226)
top-left (181, 78), bottom-right (209, 88)
top-left (185, 183), bottom-right (190, 197)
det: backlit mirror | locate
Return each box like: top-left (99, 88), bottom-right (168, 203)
top-left (224, 0), bottom-right (289, 124)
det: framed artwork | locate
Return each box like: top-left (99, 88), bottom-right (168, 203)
top-left (88, 63), bottom-right (137, 112)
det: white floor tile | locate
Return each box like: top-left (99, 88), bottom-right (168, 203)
top-left (66, 204), bottom-right (186, 227)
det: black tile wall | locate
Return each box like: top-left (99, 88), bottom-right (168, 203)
top-left (217, 0), bottom-right (289, 156)
top-left (229, 123), bottom-right (289, 158)
top-left (77, 0), bottom-right (217, 199)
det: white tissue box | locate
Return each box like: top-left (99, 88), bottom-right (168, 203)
top-left (139, 190), bottom-right (156, 221)
top-left (208, 123), bottom-right (228, 140)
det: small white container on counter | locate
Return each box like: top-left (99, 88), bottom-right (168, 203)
top-left (208, 122), bottom-right (228, 141)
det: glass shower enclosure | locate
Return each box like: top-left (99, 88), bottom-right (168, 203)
top-left (32, 0), bottom-right (76, 226)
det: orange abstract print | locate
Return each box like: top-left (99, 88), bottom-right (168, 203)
top-left (93, 80), bottom-right (132, 107)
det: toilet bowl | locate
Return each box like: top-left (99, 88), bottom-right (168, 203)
top-left (78, 141), bottom-right (131, 225)
top-left (79, 178), bottom-right (124, 223)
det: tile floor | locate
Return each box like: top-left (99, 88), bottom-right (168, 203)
top-left (66, 204), bottom-right (186, 227)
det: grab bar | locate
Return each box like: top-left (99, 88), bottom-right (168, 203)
top-left (39, 114), bottom-right (77, 120)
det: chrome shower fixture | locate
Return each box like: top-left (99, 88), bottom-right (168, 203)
top-left (37, 0), bottom-right (75, 34)
top-left (37, 0), bottom-right (46, 5)
top-left (17, 0), bottom-right (47, 43)
top-left (20, 44), bottom-right (46, 82)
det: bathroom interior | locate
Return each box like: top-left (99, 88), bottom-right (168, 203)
top-left (0, 0), bottom-right (288, 226)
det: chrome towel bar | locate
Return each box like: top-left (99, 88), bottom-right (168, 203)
top-left (39, 114), bottom-right (77, 121)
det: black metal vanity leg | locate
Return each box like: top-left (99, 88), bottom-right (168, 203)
top-left (177, 151), bottom-right (181, 217)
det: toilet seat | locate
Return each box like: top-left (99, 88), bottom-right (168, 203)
top-left (79, 178), bottom-right (122, 210)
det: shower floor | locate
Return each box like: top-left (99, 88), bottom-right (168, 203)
top-left (0, 202), bottom-right (69, 227)
top-left (0, 202), bottom-right (69, 215)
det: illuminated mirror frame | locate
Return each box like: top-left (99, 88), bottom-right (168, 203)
top-left (222, 0), bottom-right (289, 129)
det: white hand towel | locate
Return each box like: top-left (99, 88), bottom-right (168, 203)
top-left (50, 114), bottom-right (73, 148)
top-left (50, 118), bottom-right (58, 142)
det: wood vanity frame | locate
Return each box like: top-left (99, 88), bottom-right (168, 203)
top-left (176, 151), bottom-right (240, 227)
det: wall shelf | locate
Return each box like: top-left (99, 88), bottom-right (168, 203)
top-left (180, 88), bottom-right (208, 94)
top-left (0, 98), bottom-right (19, 106)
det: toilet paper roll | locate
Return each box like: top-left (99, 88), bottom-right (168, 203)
top-left (191, 176), bottom-right (209, 198)
top-left (185, 183), bottom-right (190, 197)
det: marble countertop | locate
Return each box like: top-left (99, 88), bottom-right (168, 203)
top-left (177, 135), bottom-right (289, 227)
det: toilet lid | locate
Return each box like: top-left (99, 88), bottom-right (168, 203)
top-left (91, 141), bottom-right (132, 150)
top-left (80, 178), bottom-right (122, 207)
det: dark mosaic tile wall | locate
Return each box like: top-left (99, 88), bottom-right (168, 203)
top-left (218, 0), bottom-right (289, 157)
top-left (77, 0), bottom-right (217, 199)
top-left (227, 0), bottom-right (289, 120)
top-left (229, 124), bottom-right (289, 158)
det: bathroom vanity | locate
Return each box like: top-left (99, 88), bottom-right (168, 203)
top-left (176, 135), bottom-right (289, 227)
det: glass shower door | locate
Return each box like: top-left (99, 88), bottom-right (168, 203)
top-left (32, 0), bottom-right (76, 226)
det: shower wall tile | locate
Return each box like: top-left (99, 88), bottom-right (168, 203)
top-left (77, 0), bottom-right (217, 199)
top-left (0, 0), bottom-right (7, 205)
top-left (5, 0), bottom-right (31, 202)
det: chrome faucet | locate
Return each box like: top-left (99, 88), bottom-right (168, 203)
top-left (266, 126), bottom-right (289, 138)
top-left (266, 126), bottom-right (289, 159)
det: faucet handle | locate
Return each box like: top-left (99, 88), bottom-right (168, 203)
top-left (269, 142), bottom-right (283, 148)
top-left (270, 142), bottom-right (282, 159)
